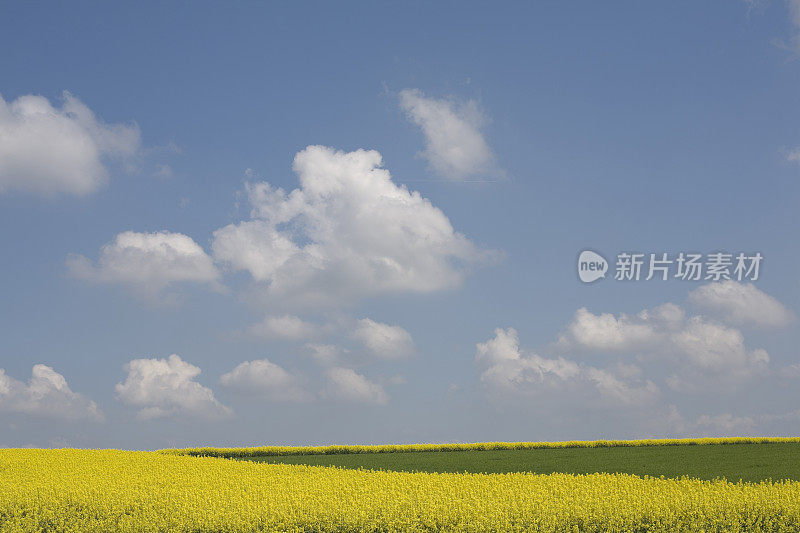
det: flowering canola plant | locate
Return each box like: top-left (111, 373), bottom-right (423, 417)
top-left (2, 448), bottom-right (800, 532)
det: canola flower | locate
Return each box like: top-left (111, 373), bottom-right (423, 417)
top-left (2, 448), bottom-right (800, 532)
top-left (166, 436), bottom-right (800, 458)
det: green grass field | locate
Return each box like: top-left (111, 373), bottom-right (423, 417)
top-left (240, 442), bottom-right (800, 483)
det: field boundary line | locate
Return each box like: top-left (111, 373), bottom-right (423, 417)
top-left (160, 436), bottom-right (800, 458)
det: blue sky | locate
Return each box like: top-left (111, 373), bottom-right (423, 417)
top-left (1, 1), bottom-right (799, 449)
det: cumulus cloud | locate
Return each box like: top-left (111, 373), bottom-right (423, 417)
top-left (476, 328), bottom-right (658, 405)
top-left (688, 281), bottom-right (793, 328)
top-left (115, 354), bottom-right (231, 420)
top-left (351, 318), bottom-right (414, 359)
top-left (399, 89), bottom-right (496, 180)
top-left (212, 145), bottom-right (495, 306)
top-left (211, 220), bottom-right (298, 282)
top-left (220, 359), bottom-right (310, 402)
top-left (67, 231), bottom-right (220, 301)
top-left (324, 367), bottom-right (388, 404)
top-left (557, 301), bottom-right (770, 392)
top-left (0, 92), bottom-right (140, 195)
top-left (666, 318), bottom-right (769, 392)
top-left (0, 365), bottom-right (103, 421)
top-left (482, 287), bottom-right (779, 404)
top-left (556, 307), bottom-right (665, 352)
top-left (670, 318), bottom-right (767, 372)
top-left (246, 315), bottom-right (322, 340)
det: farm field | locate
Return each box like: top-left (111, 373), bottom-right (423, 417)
top-left (238, 442), bottom-right (800, 483)
top-left (3, 446), bottom-right (800, 532)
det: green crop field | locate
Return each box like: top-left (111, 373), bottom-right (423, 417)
top-left (239, 442), bottom-right (800, 483)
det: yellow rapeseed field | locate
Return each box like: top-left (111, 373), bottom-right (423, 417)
top-left (2, 448), bottom-right (800, 532)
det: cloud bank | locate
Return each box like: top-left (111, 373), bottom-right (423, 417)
top-left (476, 327), bottom-right (659, 405)
top-left (556, 293), bottom-right (770, 392)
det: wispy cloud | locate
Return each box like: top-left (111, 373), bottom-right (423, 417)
top-left (399, 89), bottom-right (498, 181)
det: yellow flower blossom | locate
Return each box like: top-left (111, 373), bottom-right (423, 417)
top-left (1, 447), bottom-right (799, 532)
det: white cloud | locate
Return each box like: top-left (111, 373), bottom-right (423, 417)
top-left (324, 367), bottom-right (388, 404)
top-left (636, 302), bottom-right (687, 328)
top-left (765, 0), bottom-right (800, 52)
top-left (115, 354), bottom-right (231, 420)
top-left (220, 359), bottom-right (310, 402)
top-left (791, 0), bottom-right (800, 25)
top-left (557, 301), bottom-right (770, 392)
top-left (787, 0), bottom-right (800, 49)
top-left (212, 145), bottom-right (495, 306)
top-left (211, 220), bottom-right (298, 282)
top-left (664, 404), bottom-right (800, 438)
top-left (476, 328), bottom-right (658, 405)
top-left (670, 318), bottom-right (767, 373)
top-left (694, 412), bottom-right (757, 434)
top-left (779, 363), bottom-right (800, 379)
top-left (0, 365), bottom-right (103, 421)
top-left (786, 146), bottom-right (800, 164)
top-left (667, 406), bottom-right (757, 437)
top-left (303, 343), bottom-right (342, 366)
top-left (665, 344), bottom-right (768, 393)
top-left (246, 315), bottom-right (321, 340)
top-left (584, 366), bottom-right (660, 405)
top-left (688, 281), bottom-right (793, 328)
top-left (557, 303), bottom-right (697, 355)
top-left (67, 231), bottom-right (220, 301)
top-left (399, 89), bottom-right (495, 180)
top-left (352, 318), bottom-right (414, 359)
top-left (0, 92), bottom-right (140, 195)
top-left (153, 164), bottom-right (173, 179)
top-left (556, 307), bottom-right (662, 352)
